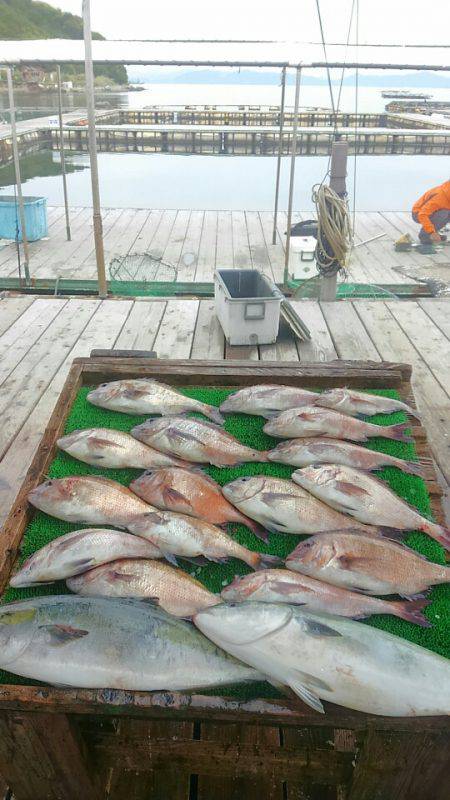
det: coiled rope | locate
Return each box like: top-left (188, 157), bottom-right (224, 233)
top-left (312, 183), bottom-right (353, 276)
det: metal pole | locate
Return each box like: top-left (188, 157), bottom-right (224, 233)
top-left (6, 67), bottom-right (30, 285)
top-left (272, 66), bottom-right (286, 245)
top-left (57, 65), bottom-right (71, 241)
top-left (82, 0), bottom-right (107, 298)
top-left (283, 65), bottom-right (302, 286)
top-left (319, 141), bottom-right (348, 302)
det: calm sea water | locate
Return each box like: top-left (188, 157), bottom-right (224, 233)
top-left (0, 83), bottom-right (448, 211)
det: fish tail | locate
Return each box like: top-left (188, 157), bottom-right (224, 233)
top-left (254, 553), bottom-right (283, 570)
top-left (420, 520), bottom-right (450, 551)
top-left (401, 460), bottom-right (424, 477)
top-left (393, 598), bottom-right (432, 628)
top-left (407, 406), bottom-right (422, 421)
top-left (385, 423), bottom-right (413, 443)
top-left (247, 519), bottom-right (270, 543)
top-left (203, 405), bottom-right (225, 425)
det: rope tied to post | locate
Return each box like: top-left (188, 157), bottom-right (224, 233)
top-left (312, 183), bottom-right (353, 277)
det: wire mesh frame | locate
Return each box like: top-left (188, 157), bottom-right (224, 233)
top-left (109, 252), bottom-right (178, 284)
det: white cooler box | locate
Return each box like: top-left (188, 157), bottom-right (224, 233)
top-left (214, 269), bottom-right (281, 346)
top-left (288, 235), bottom-right (317, 279)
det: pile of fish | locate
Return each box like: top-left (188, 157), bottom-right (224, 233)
top-left (2, 378), bottom-right (450, 717)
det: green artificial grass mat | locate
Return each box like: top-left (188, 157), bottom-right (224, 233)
top-left (1, 385), bottom-right (448, 699)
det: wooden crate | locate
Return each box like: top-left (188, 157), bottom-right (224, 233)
top-left (0, 357), bottom-right (448, 800)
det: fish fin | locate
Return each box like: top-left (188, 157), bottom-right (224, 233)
top-left (69, 557), bottom-right (96, 572)
top-left (263, 409), bottom-right (286, 419)
top-left (420, 521), bottom-right (450, 551)
top-left (334, 481), bottom-right (370, 497)
top-left (141, 511), bottom-right (166, 524)
top-left (262, 491), bottom-right (293, 504)
top-left (256, 554), bottom-right (284, 569)
top-left (162, 486), bottom-right (193, 513)
top-left (240, 517), bottom-right (270, 543)
top-left (399, 591), bottom-right (429, 601)
top-left (140, 596), bottom-right (160, 605)
top-left (162, 551), bottom-right (179, 567)
top-left (265, 679), bottom-right (298, 699)
top-left (41, 624), bottom-right (89, 645)
top-left (89, 436), bottom-right (123, 450)
top-left (402, 461), bottom-right (424, 477)
top-left (296, 617), bottom-right (342, 637)
top-left (183, 555), bottom-right (209, 566)
top-left (203, 405), bottom-right (225, 425)
top-left (263, 580), bottom-right (307, 595)
top-left (123, 387), bottom-right (149, 399)
top-left (288, 680), bottom-right (325, 714)
top-left (295, 411), bottom-right (319, 422)
top-left (385, 423), bottom-right (413, 443)
top-left (394, 598), bottom-right (432, 628)
top-left (378, 527), bottom-right (407, 541)
top-left (338, 555), bottom-right (374, 570)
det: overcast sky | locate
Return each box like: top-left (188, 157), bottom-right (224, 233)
top-left (52, 1), bottom-right (447, 46)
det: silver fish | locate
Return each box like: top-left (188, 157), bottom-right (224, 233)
top-left (220, 384), bottom-right (318, 418)
top-left (87, 379), bottom-right (223, 424)
top-left (10, 528), bottom-right (162, 588)
top-left (292, 464), bottom-right (450, 550)
top-left (194, 602), bottom-right (450, 716)
top-left (57, 427), bottom-right (187, 468)
top-left (264, 406), bottom-right (412, 443)
top-left (67, 559), bottom-right (221, 618)
top-left (317, 388), bottom-right (421, 420)
top-left (286, 532), bottom-right (450, 597)
top-left (28, 476), bottom-right (154, 528)
top-left (0, 596), bottom-right (260, 690)
top-left (268, 437), bottom-right (423, 476)
top-left (131, 416), bottom-right (268, 467)
top-left (222, 475), bottom-right (382, 536)
top-left (221, 569), bottom-right (430, 627)
top-left (128, 511), bottom-right (277, 570)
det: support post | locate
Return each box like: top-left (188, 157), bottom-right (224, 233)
top-left (82, 0), bottom-right (107, 298)
top-left (6, 67), bottom-right (30, 286)
top-left (319, 140), bottom-right (348, 302)
top-left (272, 66), bottom-right (286, 245)
top-left (57, 65), bottom-right (71, 241)
top-left (283, 65), bottom-right (302, 287)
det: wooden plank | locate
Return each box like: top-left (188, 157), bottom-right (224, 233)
top-left (178, 209), bottom-right (204, 282)
top-left (387, 301), bottom-right (450, 396)
top-left (133, 209), bottom-right (164, 252)
top-left (225, 342), bottom-right (259, 360)
top-left (191, 299), bottom-right (224, 359)
top-left (216, 210), bottom-right (233, 267)
top-left (159, 209), bottom-right (191, 280)
top-left (284, 725), bottom-right (349, 800)
top-left (0, 295), bottom-right (35, 336)
top-left (0, 207), bottom-right (87, 273)
top-left (0, 300), bottom-right (132, 528)
top-left (24, 208), bottom-right (96, 279)
top-left (62, 208), bottom-right (127, 280)
top-left (104, 208), bottom-right (150, 258)
top-left (195, 210), bottom-right (217, 282)
top-left (152, 300), bottom-right (199, 359)
top-left (259, 324), bottom-right (299, 362)
top-left (245, 211), bottom-right (275, 280)
top-left (321, 301), bottom-right (381, 361)
top-left (0, 298), bottom-right (67, 388)
top-left (0, 298), bottom-right (99, 461)
top-left (418, 299), bottom-right (450, 340)
top-left (0, 711), bottom-right (101, 800)
top-left (258, 211), bottom-right (286, 284)
top-left (114, 300), bottom-right (166, 351)
top-left (232, 210), bottom-right (252, 268)
top-left (352, 300), bottom-right (450, 484)
top-left (290, 300), bottom-right (338, 362)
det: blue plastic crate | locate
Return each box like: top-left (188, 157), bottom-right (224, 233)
top-left (0, 195), bottom-right (48, 242)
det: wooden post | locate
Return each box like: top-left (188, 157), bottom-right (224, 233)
top-left (283, 65), bottom-right (302, 287)
top-left (319, 140), bottom-right (348, 302)
top-left (272, 66), bottom-right (286, 244)
top-left (6, 67), bottom-right (31, 286)
top-left (56, 65), bottom-right (71, 241)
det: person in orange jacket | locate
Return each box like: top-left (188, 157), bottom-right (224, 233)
top-left (412, 180), bottom-right (450, 243)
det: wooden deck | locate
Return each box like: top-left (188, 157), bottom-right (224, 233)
top-left (0, 208), bottom-right (449, 287)
top-left (0, 293), bottom-right (448, 528)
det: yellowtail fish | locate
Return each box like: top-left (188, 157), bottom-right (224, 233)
top-left (317, 388), bottom-right (421, 419)
top-left (264, 406), bottom-right (412, 443)
top-left (57, 427), bottom-right (187, 468)
top-left (87, 379), bottom-right (224, 424)
top-left (268, 437), bottom-right (423, 476)
top-left (0, 596), bottom-right (260, 689)
top-left (219, 384), bottom-right (318, 418)
top-left (10, 528), bottom-right (162, 587)
top-left (222, 475), bottom-right (383, 536)
top-left (67, 559), bottom-right (220, 618)
top-left (286, 532), bottom-right (450, 597)
top-left (28, 476), bottom-right (154, 528)
top-left (292, 464), bottom-right (450, 550)
top-left (221, 569), bottom-right (431, 627)
top-left (131, 416), bottom-right (268, 467)
top-left (194, 602), bottom-right (450, 716)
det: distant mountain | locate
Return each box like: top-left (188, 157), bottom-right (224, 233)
top-left (0, 0), bottom-right (127, 85)
top-left (128, 67), bottom-right (450, 90)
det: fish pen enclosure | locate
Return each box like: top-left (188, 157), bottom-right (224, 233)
top-left (0, 356), bottom-right (449, 800)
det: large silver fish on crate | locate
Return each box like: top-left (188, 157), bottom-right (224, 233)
top-left (268, 437), bottom-right (423, 477)
top-left (67, 559), bottom-right (220, 618)
top-left (87, 379), bottom-right (224, 424)
top-left (28, 476), bottom-right (154, 528)
top-left (222, 475), bottom-right (382, 536)
top-left (0, 596), bottom-right (260, 690)
top-left (131, 416), bottom-right (268, 467)
top-left (221, 569), bottom-right (430, 627)
top-left (292, 464), bottom-right (450, 550)
top-left (264, 406), bottom-right (412, 443)
top-left (10, 528), bottom-right (162, 588)
top-left (57, 427), bottom-right (187, 468)
top-left (286, 532), bottom-right (450, 597)
top-left (219, 384), bottom-right (318, 418)
top-left (194, 602), bottom-right (450, 716)
top-left (316, 388), bottom-right (421, 419)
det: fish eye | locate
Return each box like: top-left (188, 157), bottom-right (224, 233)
top-left (44, 480), bottom-right (53, 487)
